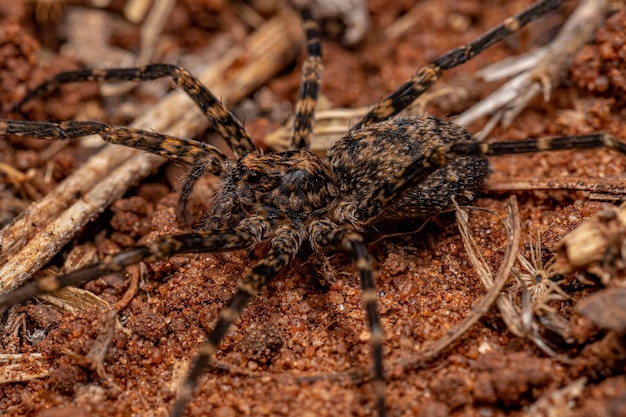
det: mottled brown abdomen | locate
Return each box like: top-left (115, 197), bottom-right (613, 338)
top-left (328, 115), bottom-right (489, 223)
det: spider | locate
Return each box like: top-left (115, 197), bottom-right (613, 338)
top-left (0, 0), bottom-right (624, 415)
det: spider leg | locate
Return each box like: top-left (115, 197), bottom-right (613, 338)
top-left (178, 162), bottom-right (210, 222)
top-left (290, 8), bottom-right (323, 151)
top-left (358, 133), bottom-right (626, 223)
top-left (171, 223), bottom-right (304, 417)
top-left (0, 119), bottom-right (226, 173)
top-left (16, 64), bottom-right (255, 156)
top-left (310, 218), bottom-right (385, 416)
top-left (352, 0), bottom-right (564, 130)
top-left (0, 217), bottom-right (272, 314)
top-left (179, 8), bottom-right (322, 219)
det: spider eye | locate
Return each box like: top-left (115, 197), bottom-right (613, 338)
top-left (245, 170), bottom-right (261, 183)
top-left (235, 167), bottom-right (262, 183)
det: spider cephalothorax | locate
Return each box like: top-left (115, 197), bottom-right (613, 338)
top-left (0, 1), bottom-right (624, 416)
top-left (229, 151), bottom-right (339, 215)
top-left (197, 149), bottom-right (339, 232)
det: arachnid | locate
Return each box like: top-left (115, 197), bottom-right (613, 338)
top-left (0, 1), bottom-right (624, 415)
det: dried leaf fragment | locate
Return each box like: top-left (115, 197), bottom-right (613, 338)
top-left (554, 202), bottom-right (626, 284)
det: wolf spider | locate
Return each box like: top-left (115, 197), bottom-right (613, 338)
top-left (0, 0), bottom-right (624, 416)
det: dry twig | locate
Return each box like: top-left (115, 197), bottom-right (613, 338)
top-left (391, 196), bottom-right (521, 373)
top-left (487, 177), bottom-right (626, 202)
top-left (555, 202), bottom-right (626, 284)
top-left (0, 352), bottom-right (49, 384)
top-left (457, 0), bottom-right (609, 138)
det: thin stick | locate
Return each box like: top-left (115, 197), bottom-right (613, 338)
top-left (486, 177), bottom-right (626, 198)
top-left (390, 195), bottom-right (521, 374)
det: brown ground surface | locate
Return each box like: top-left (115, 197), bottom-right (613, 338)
top-left (1, 1), bottom-right (626, 416)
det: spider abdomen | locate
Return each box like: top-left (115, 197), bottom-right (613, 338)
top-left (328, 115), bottom-right (489, 223)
